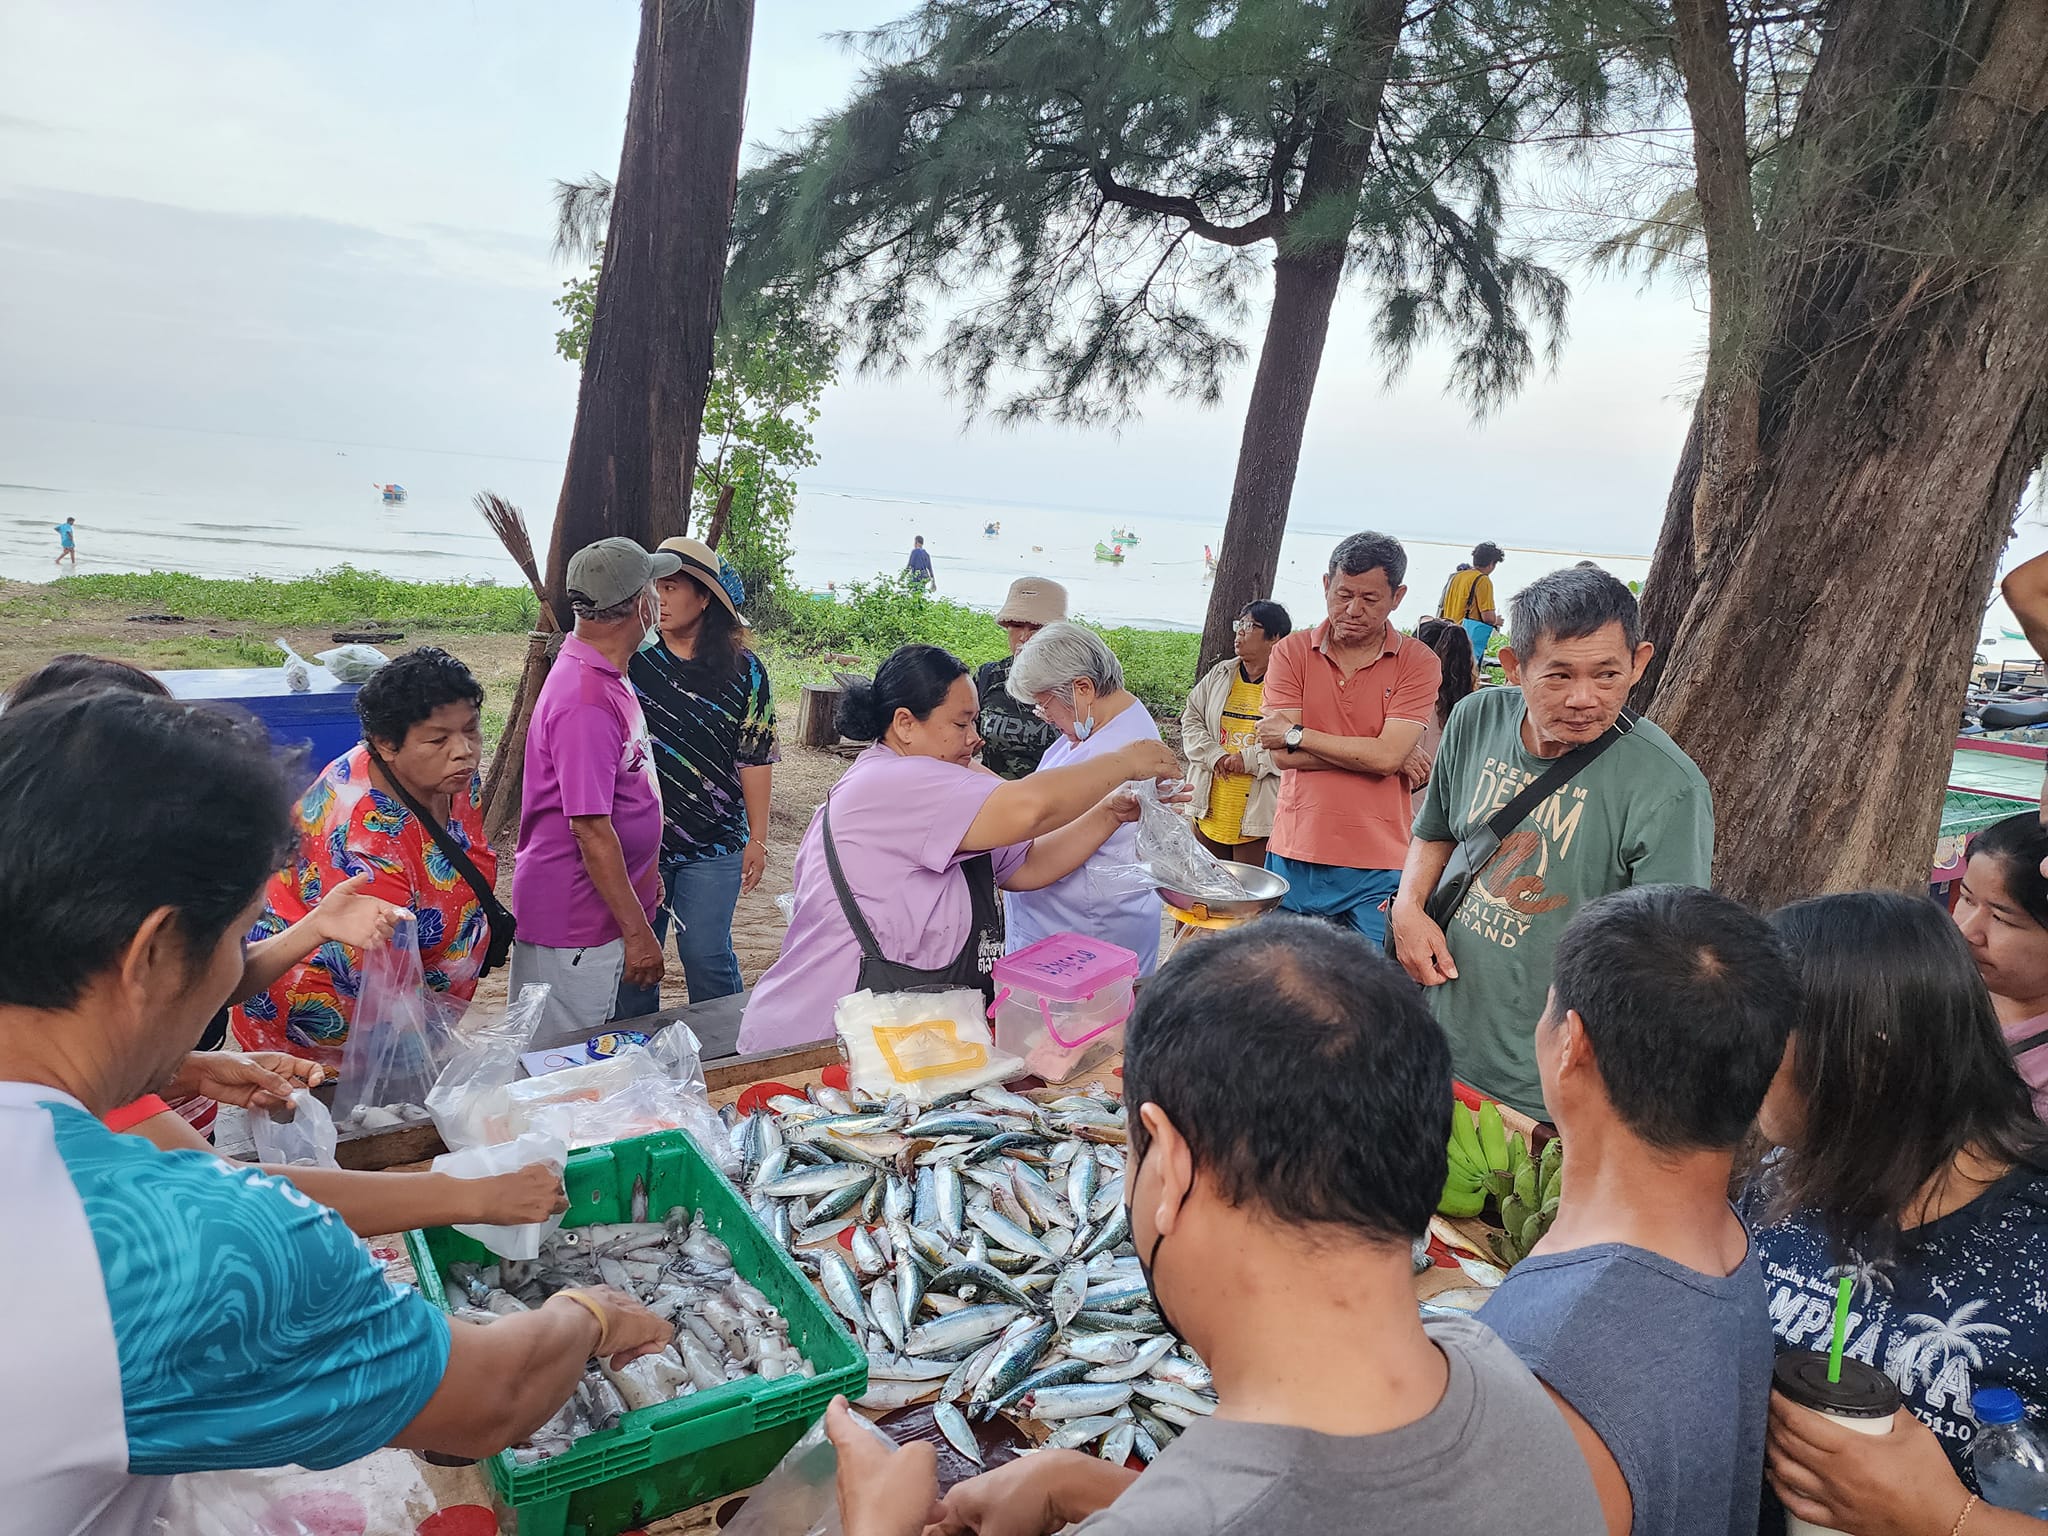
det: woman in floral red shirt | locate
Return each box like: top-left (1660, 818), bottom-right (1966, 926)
top-left (235, 649), bottom-right (504, 1068)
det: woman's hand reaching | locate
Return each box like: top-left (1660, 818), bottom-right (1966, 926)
top-left (168, 1050), bottom-right (323, 1112)
top-left (310, 871), bottom-right (411, 951)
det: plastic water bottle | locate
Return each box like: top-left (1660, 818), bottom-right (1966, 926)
top-left (1971, 1388), bottom-right (2048, 1518)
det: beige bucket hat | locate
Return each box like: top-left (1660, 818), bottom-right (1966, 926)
top-left (995, 577), bottom-right (1068, 628)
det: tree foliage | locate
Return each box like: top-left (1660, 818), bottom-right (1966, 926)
top-left (728, 0), bottom-right (1660, 427)
top-left (555, 254), bottom-right (837, 595)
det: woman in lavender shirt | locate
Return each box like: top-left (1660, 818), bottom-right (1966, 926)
top-left (1003, 624), bottom-right (1167, 972)
top-left (737, 645), bottom-right (1179, 1053)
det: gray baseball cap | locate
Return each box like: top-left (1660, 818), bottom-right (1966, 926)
top-left (566, 536), bottom-right (682, 611)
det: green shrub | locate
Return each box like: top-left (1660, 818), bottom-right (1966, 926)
top-left (750, 575), bottom-right (1198, 717)
top-left (45, 567), bottom-right (538, 632)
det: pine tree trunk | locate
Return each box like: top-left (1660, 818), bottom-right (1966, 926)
top-left (542, 0), bottom-right (755, 621)
top-left (1196, 0), bottom-right (1408, 671)
top-left (1199, 247), bottom-right (1350, 670)
top-left (1636, 0), bottom-right (2048, 906)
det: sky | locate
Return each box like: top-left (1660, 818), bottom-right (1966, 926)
top-left (0, 0), bottom-right (1716, 557)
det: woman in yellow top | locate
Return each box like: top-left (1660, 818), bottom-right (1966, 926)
top-left (1438, 540), bottom-right (1505, 656)
top-left (1180, 600), bottom-right (1291, 863)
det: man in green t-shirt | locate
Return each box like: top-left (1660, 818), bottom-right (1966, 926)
top-left (1391, 566), bottom-right (1712, 1120)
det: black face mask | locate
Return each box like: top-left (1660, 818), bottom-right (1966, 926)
top-left (1127, 1134), bottom-right (1193, 1347)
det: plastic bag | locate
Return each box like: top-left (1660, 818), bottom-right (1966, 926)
top-left (153, 1452), bottom-right (440, 1536)
top-left (276, 637), bottom-right (313, 693)
top-left (646, 1019), bottom-right (706, 1095)
top-left (314, 643), bottom-right (389, 684)
top-left (722, 1411), bottom-right (896, 1536)
top-left (565, 1071), bottom-right (734, 1167)
top-left (436, 1033), bottom-right (734, 1169)
top-left (425, 982), bottom-right (552, 1151)
top-left (835, 987), bottom-right (1023, 1105)
top-left (432, 1126), bottom-right (570, 1259)
top-left (1102, 778), bottom-right (1248, 902)
top-left (250, 1090), bottom-right (338, 1168)
top-left (332, 916), bottom-right (459, 1128)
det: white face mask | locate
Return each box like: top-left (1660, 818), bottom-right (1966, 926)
top-left (639, 595), bottom-right (661, 651)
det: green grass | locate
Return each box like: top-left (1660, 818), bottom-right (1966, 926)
top-left (750, 577), bottom-right (1199, 717)
top-left (31, 566), bottom-right (539, 632)
top-left (125, 634), bottom-right (293, 669)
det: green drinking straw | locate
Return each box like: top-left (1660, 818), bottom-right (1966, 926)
top-left (1826, 1275), bottom-right (1854, 1384)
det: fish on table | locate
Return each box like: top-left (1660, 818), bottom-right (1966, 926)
top-left (720, 1079), bottom-right (1218, 1461)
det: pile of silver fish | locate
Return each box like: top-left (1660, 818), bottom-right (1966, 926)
top-left (719, 1081), bottom-right (1218, 1467)
top-left (446, 1208), bottom-right (812, 1464)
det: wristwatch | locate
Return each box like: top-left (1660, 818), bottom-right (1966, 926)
top-left (1284, 724), bottom-right (1306, 750)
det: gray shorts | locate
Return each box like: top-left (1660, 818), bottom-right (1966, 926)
top-left (508, 938), bottom-right (626, 1041)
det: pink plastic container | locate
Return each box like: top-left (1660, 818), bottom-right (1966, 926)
top-left (990, 933), bottom-right (1140, 1083)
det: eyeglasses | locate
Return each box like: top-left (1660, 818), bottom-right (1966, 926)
top-left (1232, 617), bottom-right (1256, 635)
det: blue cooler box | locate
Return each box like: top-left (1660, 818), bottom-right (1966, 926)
top-left (156, 666), bottom-right (361, 783)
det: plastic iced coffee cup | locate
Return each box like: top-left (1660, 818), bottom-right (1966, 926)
top-left (1772, 1350), bottom-right (1902, 1536)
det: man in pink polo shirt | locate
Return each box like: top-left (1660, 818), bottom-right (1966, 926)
top-left (510, 537), bottom-right (680, 1036)
top-left (1255, 532), bottom-right (1441, 943)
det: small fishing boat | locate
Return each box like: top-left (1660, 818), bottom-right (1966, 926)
top-left (377, 483), bottom-right (407, 504)
top-left (983, 521), bottom-right (1001, 537)
top-left (2003, 626), bottom-right (2028, 641)
top-left (1094, 542), bottom-right (1126, 564)
top-left (1109, 528), bottom-right (1140, 545)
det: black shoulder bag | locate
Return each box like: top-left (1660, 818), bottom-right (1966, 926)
top-left (1390, 711), bottom-right (1638, 955)
top-left (369, 751), bottom-right (516, 978)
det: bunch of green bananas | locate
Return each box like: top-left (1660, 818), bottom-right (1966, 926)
top-left (1438, 1099), bottom-right (1496, 1218)
top-left (1438, 1099), bottom-right (1565, 1269)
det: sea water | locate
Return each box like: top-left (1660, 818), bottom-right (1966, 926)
top-left (0, 413), bottom-right (1659, 633)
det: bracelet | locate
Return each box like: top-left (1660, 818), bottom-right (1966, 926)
top-left (1950, 1493), bottom-right (1979, 1536)
top-left (556, 1288), bottom-right (611, 1354)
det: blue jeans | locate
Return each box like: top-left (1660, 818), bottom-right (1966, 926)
top-left (613, 851), bottom-right (745, 1019)
top-left (1265, 854), bottom-right (1402, 945)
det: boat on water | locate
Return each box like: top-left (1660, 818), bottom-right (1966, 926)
top-left (1094, 542), bottom-right (1126, 564)
top-left (2003, 626), bottom-right (2028, 641)
top-left (377, 483), bottom-right (407, 504)
top-left (1109, 528), bottom-right (1140, 545)
top-left (983, 521), bottom-right (1001, 537)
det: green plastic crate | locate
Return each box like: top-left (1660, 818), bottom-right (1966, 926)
top-left (406, 1130), bottom-right (866, 1536)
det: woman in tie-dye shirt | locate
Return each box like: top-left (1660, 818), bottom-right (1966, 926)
top-left (234, 649), bottom-right (499, 1068)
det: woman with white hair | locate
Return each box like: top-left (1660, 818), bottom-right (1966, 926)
top-left (1005, 623), bottom-right (1165, 970)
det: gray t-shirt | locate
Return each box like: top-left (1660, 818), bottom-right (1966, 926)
top-left (1069, 1314), bottom-right (1600, 1536)
top-left (1480, 1237), bottom-right (1773, 1536)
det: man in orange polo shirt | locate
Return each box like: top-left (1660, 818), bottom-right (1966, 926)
top-left (1256, 532), bottom-right (1442, 943)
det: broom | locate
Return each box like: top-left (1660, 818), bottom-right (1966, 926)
top-left (473, 491), bottom-right (561, 839)
top-left (473, 491), bottom-right (559, 632)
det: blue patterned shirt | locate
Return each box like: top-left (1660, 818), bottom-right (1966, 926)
top-left (1, 1085), bottom-right (450, 1534)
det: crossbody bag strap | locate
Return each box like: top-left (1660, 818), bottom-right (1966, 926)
top-left (1477, 709), bottom-right (1639, 846)
top-left (369, 750), bottom-right (510, 930)
top-left (820, 800), bottom-right (887, 962)
top-left (2008, 1026), bottom-right (2048, 1061)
